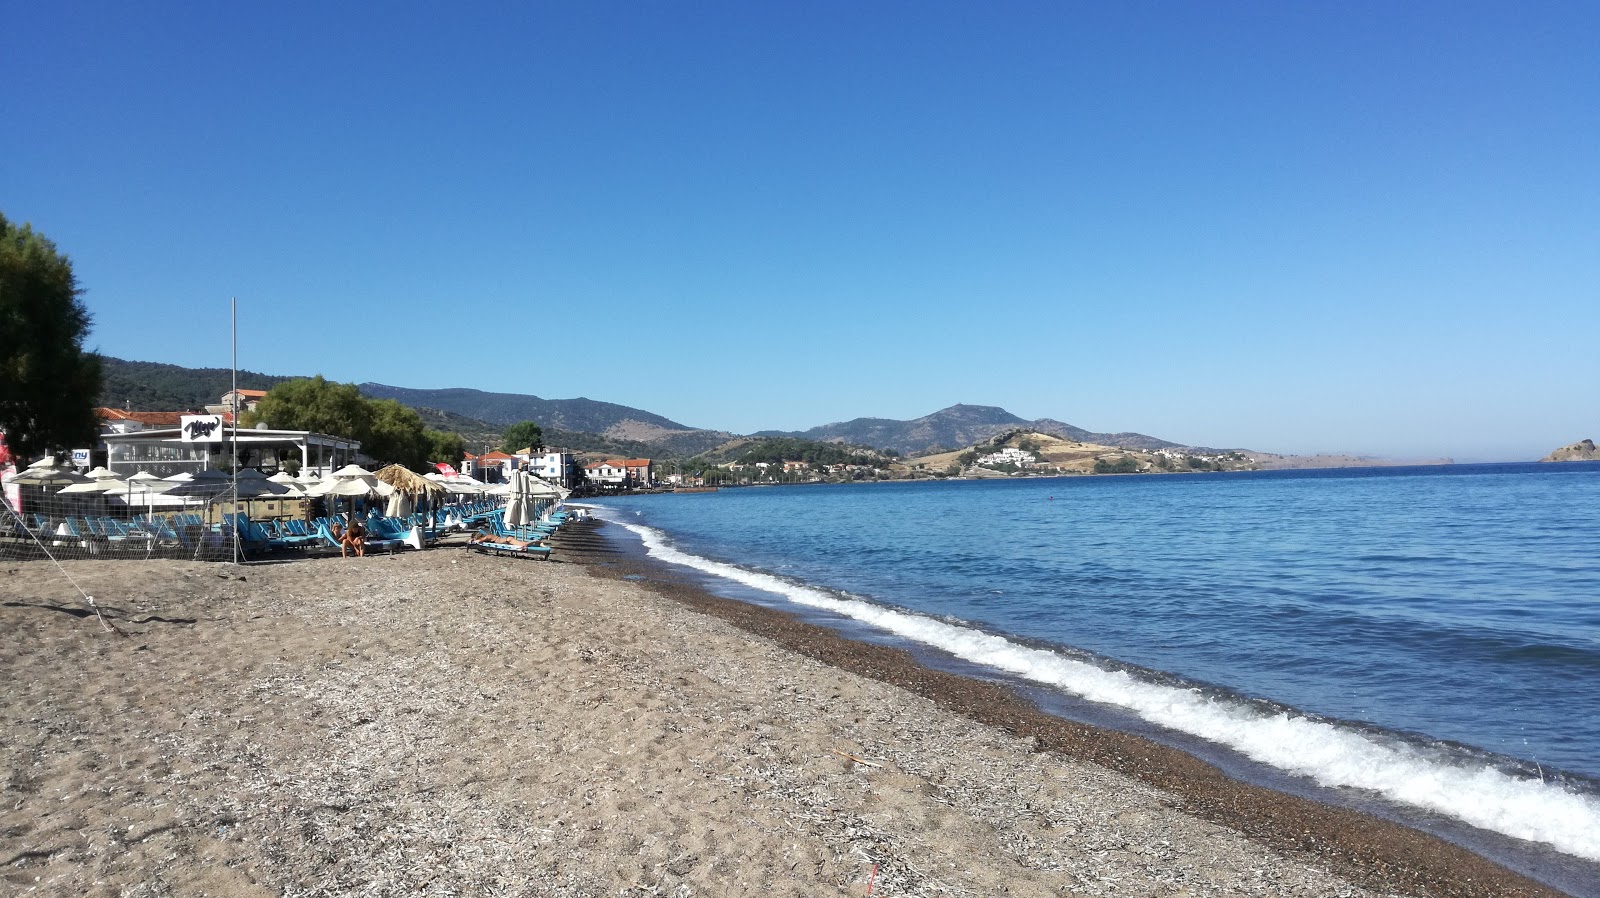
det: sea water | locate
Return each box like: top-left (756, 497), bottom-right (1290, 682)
top-left (585, 463), bottom-right (1600, 869)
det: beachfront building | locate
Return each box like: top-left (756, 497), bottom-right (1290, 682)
top-left (461, 450), bottom-right (516, 483)
top-left (585, 458), bottom-right (654, 489)
top-left (102, 426), bottom-right (361, 479)
top-left (517, 450), bottom-right (576, 488)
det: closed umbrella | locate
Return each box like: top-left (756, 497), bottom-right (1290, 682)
top-left (503, 470), bottom-right (532, 528)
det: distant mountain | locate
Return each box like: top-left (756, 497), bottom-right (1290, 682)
top-left (97, 359), bottom-right (1190, 460)
top-left (358, 383), bottom-right (734, 456)
top-left (757, 404), bottom-right (1184, 456)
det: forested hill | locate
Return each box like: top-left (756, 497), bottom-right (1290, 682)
top-left (98, 357), bottom-right (293, 410)
top-left (757, 403), bottom-right (1184, 456)
top-left (358, 384), bottom-right (692, 433)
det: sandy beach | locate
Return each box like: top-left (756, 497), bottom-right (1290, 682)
top-left (1, 522), bottom-right (1568, 897)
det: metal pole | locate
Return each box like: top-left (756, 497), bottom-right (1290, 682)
top-left (232, 297), bottom-right (240, 565)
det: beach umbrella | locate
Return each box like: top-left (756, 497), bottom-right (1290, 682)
top-left (308, 464), bottom-right (395, 498)
top-left (268, 471), bottom-right (308, 493)
top-left (57, 467), bottom-right (126, 494)
top-left (233, 469), bottom-right (291, 497)
top-left (374, 464), bottom-right (445, 496)
top-left (10, 458), bottom-right (91, 487)
top-left (521, 475), bottom-right (568, 500)
top-left (503, 470), bottom-right (554, 527)
top-left (427, 473), bottom-right (485, 495)
top-left (163, 468), bottom-right (234, 497)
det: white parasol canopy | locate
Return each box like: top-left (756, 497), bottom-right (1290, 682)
top-left (163, 468), bottom-right (235, 497)
top-left (57, 467), bottom-right (126, 494)
top-left (10, 457), bottom-right (91, 487)
top-left (308, 464), bottom-right (395, 498)
top-left (233, 468), bottom-right (291, 497)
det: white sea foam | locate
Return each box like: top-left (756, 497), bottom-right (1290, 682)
top-left (610, 515), bottom-right (1600, 862)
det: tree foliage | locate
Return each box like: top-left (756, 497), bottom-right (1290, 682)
top-left (501, 421), bottom-right (544, 454)
top-left (244, 376), bottom-right (459, 470)
top-left (1093, 456), bottom-right (1141, 474)
top-left (426, 430), bottom-right (466, 468)
top-left (366, 399), bottom-right (430, 470)
top-left (0, 213), bottom-right (102, 461)
top-left (731, 437), bottom-right (886, 468)
top-left (247, 376), bottom-right (370, 437)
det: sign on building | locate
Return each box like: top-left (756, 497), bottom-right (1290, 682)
top-left (180, 414), bottom-right (225, 443)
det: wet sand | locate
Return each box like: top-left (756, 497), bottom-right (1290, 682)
top-left (0, 521), bottom-right (1571, 897)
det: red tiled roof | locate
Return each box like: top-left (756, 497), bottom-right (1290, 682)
top-left (96, 408), bottom-right (186, 426)
top-left (233, 389), bottom-right (269, 398)
top-left (480, 450), bottom-right (513, 460)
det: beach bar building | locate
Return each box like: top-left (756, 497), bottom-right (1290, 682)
top-left (103, 425), bottom-right (361, 479)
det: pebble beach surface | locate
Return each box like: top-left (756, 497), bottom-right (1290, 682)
top-left (0, 521), bottom-right (1568, 897)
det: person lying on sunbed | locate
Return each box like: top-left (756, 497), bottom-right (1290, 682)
top-left (469, 530), bottom-right (540, 549)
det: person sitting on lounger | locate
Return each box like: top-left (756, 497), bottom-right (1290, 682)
top-left (334, 518), bottom-right (366, 558)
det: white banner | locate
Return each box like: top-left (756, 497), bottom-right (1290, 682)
top-left (71, 448), bottom-right (92, 466)
top-left (180, 414), bottom-right (225, 443)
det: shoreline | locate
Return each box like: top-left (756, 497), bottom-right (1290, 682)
top-left (567, 518), bottom-right (1583, 898)
top-left (0, 527), bottom-right (1577, 897)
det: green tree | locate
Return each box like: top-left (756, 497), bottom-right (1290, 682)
top-left (245, 376), bottom-right (372, 437)
top-left (365, 399), bottom-right (430, 469)
top-left (501, 421), bottom-right (544, 454)
top-left (1093, 456), bottom-right (1140, 474)
top-left (426, 429), bottom-right (466, 467)
top-left (244, 377), bottom-right (444, 469)
top-left (0, 213), bottom-right (102, 460)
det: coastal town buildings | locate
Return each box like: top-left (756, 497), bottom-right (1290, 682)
top-left (516, 449), bottom-right (577, 488)
top-left (977, 447), bottom-right (1037, 467)
top-left (214, 389), bottom-right (268, 418)
top-left (460, 450), bottom-right (516, 483)
top-left (585, 458), bottom-right (654, 489)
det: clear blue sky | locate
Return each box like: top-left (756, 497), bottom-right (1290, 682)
top-left (4, 2), bottom-right (1595, 460)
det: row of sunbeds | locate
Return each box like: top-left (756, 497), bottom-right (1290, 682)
top-left (14, 501), bottom-right (572, 561)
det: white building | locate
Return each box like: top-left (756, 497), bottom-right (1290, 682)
top-left (978, 447), bottom-right (1037, 467)
top-left (519, 451), bottom-right (575, 487)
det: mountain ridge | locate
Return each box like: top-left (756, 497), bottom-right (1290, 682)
top-left (96, 357), bottom-right (1205, 458)
top-left (757, 403), bottom-right (1188, 456)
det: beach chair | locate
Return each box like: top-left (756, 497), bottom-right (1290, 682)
top-left (466, 535), bottom-right (552, 560)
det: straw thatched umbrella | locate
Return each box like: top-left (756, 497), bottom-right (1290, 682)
top-left (374, 464), bottom-right (443, 519)
top-left (374, 464), bottom-right (445, 496)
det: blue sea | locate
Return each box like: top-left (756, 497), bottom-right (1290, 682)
top-left (584, 462), bottom-right (1600, 875)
